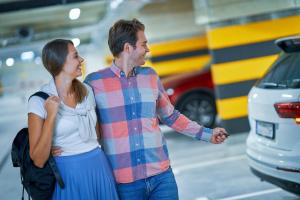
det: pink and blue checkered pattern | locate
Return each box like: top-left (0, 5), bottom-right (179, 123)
top-left (84, 64), bottom-right (212, 183)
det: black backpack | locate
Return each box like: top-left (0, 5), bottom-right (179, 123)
top-left (11, 91), bottom-right (65, 200)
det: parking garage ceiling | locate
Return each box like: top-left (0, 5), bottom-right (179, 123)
top-left (0, 0), bottom-right (108, 49)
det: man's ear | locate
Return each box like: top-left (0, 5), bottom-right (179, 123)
top-left (123, 42), bottom-right (132, 53)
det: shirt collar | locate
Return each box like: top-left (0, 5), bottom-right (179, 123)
top-left (110, 61), bottom-right (138, 78)
top-left (41, 77), bottom-right (59, 96)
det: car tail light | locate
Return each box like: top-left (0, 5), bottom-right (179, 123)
top-left (274, 102), bottom-right (300, 124)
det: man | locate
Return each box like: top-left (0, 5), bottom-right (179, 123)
top-left (84, 18), bottom-right (228, 200)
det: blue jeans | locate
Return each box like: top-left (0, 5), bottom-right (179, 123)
top-left (116, 168), bottom-right (179, 200)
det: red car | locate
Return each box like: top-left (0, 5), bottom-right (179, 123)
top-left (161, 66), bottom-right (216, 128)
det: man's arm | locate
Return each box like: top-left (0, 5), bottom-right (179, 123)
top-left (156, 74), bottom-right (228, 143)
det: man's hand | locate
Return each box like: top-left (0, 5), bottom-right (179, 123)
top-left (51, 146), bottom-right (63, 156)
top-left (211, 127), bottom-right (229, 144)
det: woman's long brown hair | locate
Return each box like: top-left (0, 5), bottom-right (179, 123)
top-left (42, 39), bottom-right (87, 103)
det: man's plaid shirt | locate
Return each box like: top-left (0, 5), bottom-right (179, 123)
top-left (84, 63), bottom-right (212, 183)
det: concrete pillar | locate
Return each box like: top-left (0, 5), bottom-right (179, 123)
top-left (104, 0), bottom-right (210, 77)
top-left (195, 1), bottom-right (300, 133)
top-left (149, 36), bottom-right (210, 76)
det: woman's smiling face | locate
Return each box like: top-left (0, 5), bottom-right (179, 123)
top-left (62, 44), bottom-right (84, 78)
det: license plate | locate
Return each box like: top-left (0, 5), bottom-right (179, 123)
top-left (256, 121), bottom-right (274, 139)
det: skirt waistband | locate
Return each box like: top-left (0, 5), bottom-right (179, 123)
top-left (54, 147), bottom-right (102, 163)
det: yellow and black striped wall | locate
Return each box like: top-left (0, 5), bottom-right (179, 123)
top-left (105, 35), bottom-right (211, 77)
top-left (207, 13), bottom-right (300, 133)
top-left (149, 35), bottom-right (210, 76)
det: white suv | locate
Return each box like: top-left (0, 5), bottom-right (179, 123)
top-left (246, 36), bottom-right (300, 195)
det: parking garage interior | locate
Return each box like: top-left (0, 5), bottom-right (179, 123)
top-left (0, 0), bottom-right (300, 199)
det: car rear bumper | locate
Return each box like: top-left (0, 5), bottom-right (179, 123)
top-left (249, 167), bottom-right (300, 195)
top-left (246, 134), bottom-right (300, 185)
top-left (247, 152), bottom-right (300, 183)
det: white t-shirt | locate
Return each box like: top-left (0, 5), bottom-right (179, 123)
top-left (28, 79), bottom-right (99, 156)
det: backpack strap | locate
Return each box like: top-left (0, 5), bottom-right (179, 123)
top-left (28, 91), bottom-right (65, 189)
top-left (29, 91), bottom-right (50, 101)
top-left (48, 157), bottom-right (65, 188)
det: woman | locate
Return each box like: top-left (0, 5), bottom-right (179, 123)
top-left (28, 39), bottom-right (119, 200)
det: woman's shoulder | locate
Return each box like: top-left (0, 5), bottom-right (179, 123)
top-left (82, 82), bottom-right (96, 107)
top-left (28, 94), bottom-right (47, 119)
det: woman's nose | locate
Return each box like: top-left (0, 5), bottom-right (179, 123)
top-left (80, 56), bottom-right (84, 62)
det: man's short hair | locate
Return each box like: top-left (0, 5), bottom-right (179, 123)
top-left (108, 18), bottom-right (145, 57)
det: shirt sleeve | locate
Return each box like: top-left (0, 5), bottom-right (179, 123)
top-left (28, 96), bottom-right (47, 119)
top-left (156, 74), bottom-right (212, 142)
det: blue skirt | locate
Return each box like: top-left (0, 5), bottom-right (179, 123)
top-left (52, 147), bottom-right (119, 200)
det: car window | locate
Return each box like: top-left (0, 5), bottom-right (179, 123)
top-left (257, 53), bottom-right (300, 89)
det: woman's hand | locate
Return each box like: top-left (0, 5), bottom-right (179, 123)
top-left (44, 96), bottom-right (61, 117)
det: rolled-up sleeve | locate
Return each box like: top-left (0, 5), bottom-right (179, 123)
top-left (156, 76), bottom-right (212, 142)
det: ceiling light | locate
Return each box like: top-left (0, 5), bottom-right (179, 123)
top-left (2, 39), bottom-right (7, 47)
top-left (72, 38), bottom-right (80, 47)
top-left (69, 8), bottom-right (81, 20)
top-left (21, 51), bottom-right (34, 61)
top-left (6, 58), bottom-right (14, 67)
top-left (110, 0), bottom-right (123, 9)
top-left (281, 94), bottom-right (293, 98)
top-left (34, 56), bottom-right (42, 65)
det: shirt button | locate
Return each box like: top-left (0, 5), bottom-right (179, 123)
top-left (137, 158), bottom-right (140, 162)
top-left (134, 127), bottom-right (137, 130)
top-left (136, 143), bottom-right (139, 146)
top-left (133, 112), bottom-right (135, 115)
top-left (130, 97), bottom-right (134, 100)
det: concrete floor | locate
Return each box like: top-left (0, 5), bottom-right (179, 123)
top-left (0, 96), bottom-right (299, 200)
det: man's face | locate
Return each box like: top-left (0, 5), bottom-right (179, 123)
top-left (130, 30), bottom-right (149, 66)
